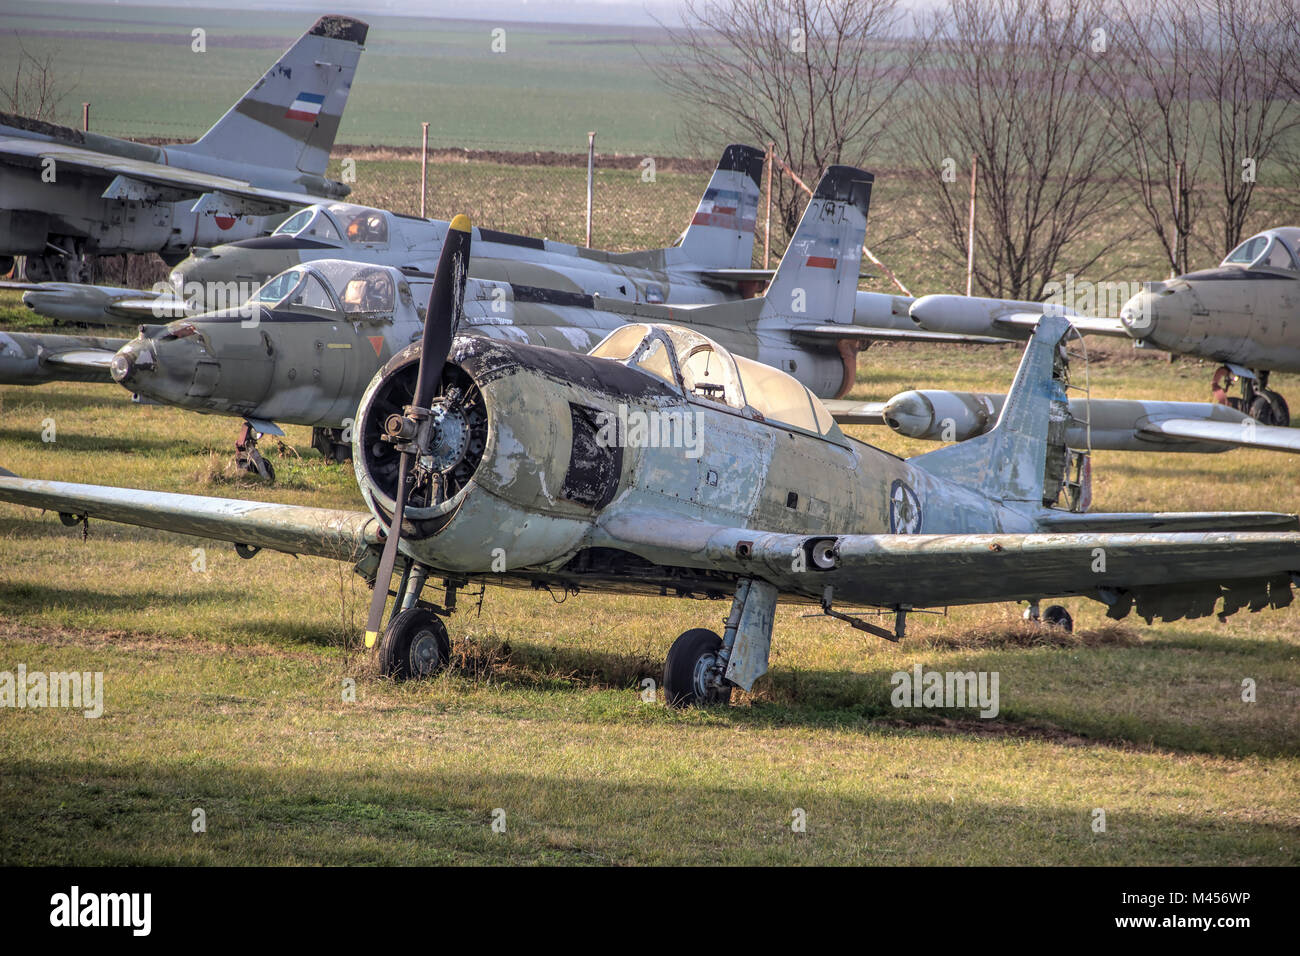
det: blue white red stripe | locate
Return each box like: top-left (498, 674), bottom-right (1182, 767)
top-left (284, 91), bottom-right (325, 122)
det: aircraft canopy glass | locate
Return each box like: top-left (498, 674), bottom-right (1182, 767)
top-left (589, 323), bottom-right (840, 438)
top-left (1222, 232), bottom-right (1299, 273)
top-left (253, 268), bottom-right (306, 305)
top-left (325, 204), bottom-right (390, 245)
top-left (312, 260), bottom-right (403, 314)
top-left (271, 207), bottom-right (342, 243)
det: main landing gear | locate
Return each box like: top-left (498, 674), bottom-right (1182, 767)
top-left (234, 421), bottom-right (275, 482)
top-left (1023, 601), bottom-right (1074, 632)
top-left (1212, 366), bottom-right (1290, 427)
top-left (311, 426), bottom-right (353, 463)
top-left (371, 560), bottom-right (456, 679)
top-left (663, 628), bottom-right (733, 707)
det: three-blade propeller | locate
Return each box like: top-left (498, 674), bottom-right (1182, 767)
top-left (364, 215), bottom-right (472, 648)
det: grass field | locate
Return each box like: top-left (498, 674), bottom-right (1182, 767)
top-left (1, 13), bottom-right (1298, 862)
top-left (0, 2), bottom-right (686, 155)
top-left (1, 276), bottom-right (1297, 863)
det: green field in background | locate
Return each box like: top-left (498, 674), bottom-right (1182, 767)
top-left (0, 2), bottom-right (686, 154)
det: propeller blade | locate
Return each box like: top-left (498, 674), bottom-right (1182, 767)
top-left (412, 214), bottom-right (472, 410)
top-left (363, 214), bottom-right (471, 649)
top-left (364, 452), bottom-right (410, 648)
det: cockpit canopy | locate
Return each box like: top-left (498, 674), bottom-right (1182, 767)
top-left (271, 203), bottom-right (392, 247)
top-left (590, 323), bottom-right (842, 440)
top-left (1220, 228), bottom-right (1300, 274)
top-left (247, 259), bottom-right (415, 318)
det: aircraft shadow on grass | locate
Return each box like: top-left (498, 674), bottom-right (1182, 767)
top-left (1, 759), bottom-right (1295, 866)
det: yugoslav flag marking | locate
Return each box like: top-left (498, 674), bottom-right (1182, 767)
top-left (285, 91), bottom-right (326, 122)
top-left (806, 256), bottom-right (837, 269)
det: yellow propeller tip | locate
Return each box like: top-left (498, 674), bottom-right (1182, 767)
top-left (449, 214), bottom-right (471, 233)
top-left (364, 630), bottom-right (379, 648)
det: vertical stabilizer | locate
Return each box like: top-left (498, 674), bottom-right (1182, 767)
top-left (760, 165), bottom-right (872, 326)
top-left (182, 16), bottom-right (367, 178)
top-left (911, 314), bottom-right (1073, 505)
top-left (675, 144), bottom-right (764, 268)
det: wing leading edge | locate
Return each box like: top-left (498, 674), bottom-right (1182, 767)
top-left (0, 476), bottom-right (380, 561)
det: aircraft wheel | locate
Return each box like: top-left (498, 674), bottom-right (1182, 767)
top-left (378, 607), bottom-right (451, 680)
top-left (664, 628), bottom-right (732, 708)
top-left (236, 456), bottom-right (275, 482)
top-left (1249, 391), bottom-right (1290, 428)
top-left (1042, 605), bottom-right (1073, 632)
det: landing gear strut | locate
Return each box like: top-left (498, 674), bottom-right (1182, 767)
top-left (371, 560), bottom-right (457, 679)
top-left (311, 426), bottom-right (352, 463)
top-left (1212, 366), bottom-right (1290, 427)
top-left (234, 421), bottom-right (275, 482)
top-left (21, 239), bottom-right (91, 283)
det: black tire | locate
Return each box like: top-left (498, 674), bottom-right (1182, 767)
top-left (377, 607), bottom-right (451, 680)
top-left (1042, 605), bottom-right (1073, 632)
top-left (1247, 392), bottom-right (1290, 427)
top-left (663, 628), bottom-right (732, 708)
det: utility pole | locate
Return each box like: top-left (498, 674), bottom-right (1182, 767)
top-left (419, 122), bottom-right (430, 219)
top-left (585, 131), bottom-right (596, 248)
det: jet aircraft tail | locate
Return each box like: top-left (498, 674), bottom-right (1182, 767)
top-left (178, 16), bottom-right (368, 178)
top-left (674, 144), bottom-right (765, 269)
top-left (911, 314), bottom-right (1075, 508)
top-left (759, 165), bottom-right (872, 327)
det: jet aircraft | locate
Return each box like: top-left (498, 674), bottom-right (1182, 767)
top-left (2, 166), bottom-right (1003, 474)
top-left (1, 211), bottom-right (1296, 707)
top-left (909, 227), bottom-right (1300, 426)
top-left (0, 15), bottom-right (367, 282)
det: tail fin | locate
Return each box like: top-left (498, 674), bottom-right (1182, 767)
top-left (761, 165), bottom-right (872, 326)
top-left (182, 16), bottom-right (367, 178)
top-left (912, 314), bottom-right (1073, 506)
top-left (675, 144), bottom-right (765, 268)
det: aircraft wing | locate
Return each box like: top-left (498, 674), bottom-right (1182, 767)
top-left (987, 311), bottom-right (1129, 337)
top-left (594, 513), bottom-right (1299, 622)
top-left (8, 282), bottom-right (191, 326)
top-left (44, 349), bottom-right (115, 370)
top-left (0, 475), bottom-right (381, 561)
top-left (822, 399), bottom-right (887, 425)
top-left (1138, 417), bottom-right (1300, 454)
top-left (788, 324), bottom-right (1013, 346)
top-left (0, 137), bottom-right (323, 215)
top-left (0, 330), bottom-right (129, 384)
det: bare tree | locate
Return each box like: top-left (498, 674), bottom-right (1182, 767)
top-left (649, 0), bottom-right (920, 242)
top-left (1196, 0), bottom-right (1299, 258)
top-left (1091, 0), bottom-right (1207, 276)
top-left (1095, 0), bottom-right (1299, 272)
top-left (904, 0), bottom-right (1126, 300)
top-left (2, 37), bottom-right (77, 123)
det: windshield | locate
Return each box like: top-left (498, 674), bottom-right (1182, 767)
top-left (253, 268), bottom-right (305, 305)
top-left (272, 209), bottom-right (313, 237)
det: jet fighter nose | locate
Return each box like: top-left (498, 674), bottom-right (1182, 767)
top-left (110, 338), bottom-right (156, 385)
top-left (1119, 287), bottom-right (1161, 339)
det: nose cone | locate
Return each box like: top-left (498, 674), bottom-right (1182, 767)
top-left (1119, 287), bottom-right (1161, 339)
top-left (111, 331), bottom-right (204, 405)
top-left (881, 390), bottom-right (935, 438)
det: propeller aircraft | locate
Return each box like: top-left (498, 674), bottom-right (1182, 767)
top-left (2, 200), bottom-right (1297, 707)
